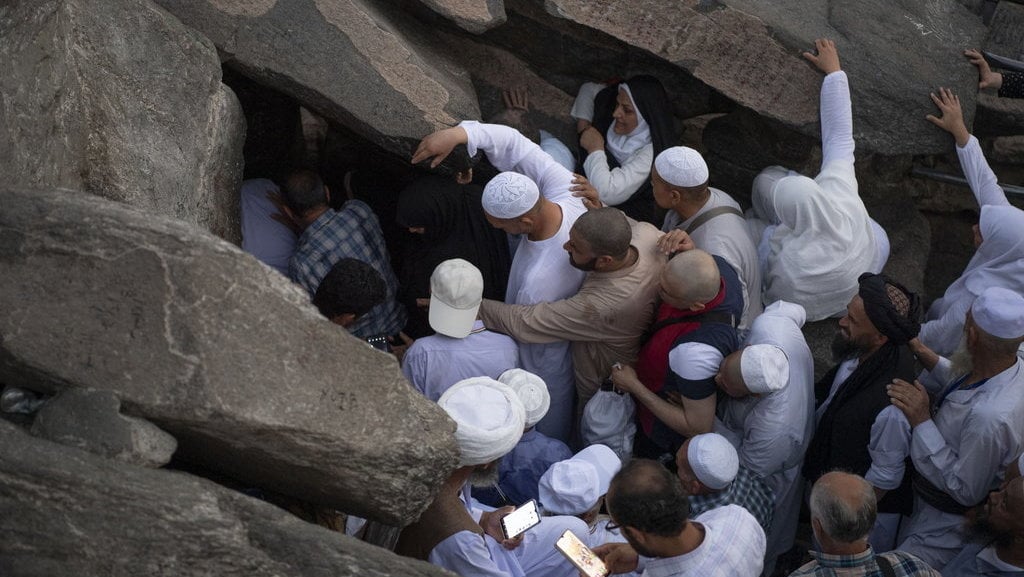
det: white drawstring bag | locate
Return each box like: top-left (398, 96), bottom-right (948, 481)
top-left (581, 388), bottom-right (635, 462)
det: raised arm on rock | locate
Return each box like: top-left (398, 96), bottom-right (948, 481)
top-left (925, 87), bottom-right (971, 148)
top-left (965, 49), bottom-right (1003, 91)
top-left (803, 38), bottom-right (841, 75)
top-left (411, 126), bottom-right (469, 168)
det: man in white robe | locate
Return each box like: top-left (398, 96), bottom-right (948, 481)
top-left (714, 301), bottom-right (814, 573)
top-left (890, 287), bottom-right (1024, 569)
top-left (394, 377), bottom-right (589, 577)
top-left (413, 122), bottom-right (587, 442)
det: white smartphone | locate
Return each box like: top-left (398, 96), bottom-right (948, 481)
top-left (500, 499), bottom-right (541, 540)
top-left (555, 529), bottom-right (608, 577)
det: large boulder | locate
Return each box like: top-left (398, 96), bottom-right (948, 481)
top-left (0, 0), bottom-right (244, 244)
top-left (974, 2), bottom-right (1024, 138)
top-left (419, 0), bottom-right (507, 34)
top-left (543, 0), bottom-right (986, 155)
top-left (0, 186), bottom-right (459, 526)
top-left (154, 0), bottom-right (482, 158)
top-left (0, 420), bottom-right (452, 577)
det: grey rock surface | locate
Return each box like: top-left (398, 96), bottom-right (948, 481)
top-left (30, 388), bottom-right (178, 468)
top-left (0, 186), bottom-right (459, 526)
top-left (974, 1), bottom-right (1024, 138)
top-left (543, 0), bottom-right (986, 155)
top-left (0, 0), bottom-right (244, 244)
top-left (154, 0), bottom-right (481, 159)
top-left (0, 420), bottom-right (453, 577)
top-left (419, 0), bottom-right (507, 33)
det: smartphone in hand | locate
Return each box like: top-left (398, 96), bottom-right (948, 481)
top-left (555, 529), bottom-right (608, 577)
top-left (500, 499), bottom-right (541, 540)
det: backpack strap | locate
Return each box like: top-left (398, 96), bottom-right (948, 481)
top-left (684, 205), bottom-right (744, 235)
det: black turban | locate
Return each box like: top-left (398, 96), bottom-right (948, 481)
top-left (858, 273), bottom-right (921, 346)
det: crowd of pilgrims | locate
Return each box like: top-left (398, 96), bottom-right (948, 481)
top-left (239, 40), bottom-right (1024, 577)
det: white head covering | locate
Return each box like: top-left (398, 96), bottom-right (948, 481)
top-left (482, 172), bottom-right (540, 219)
top-left (740, 344), bottom-right (790, 394)
top-left (971, 287), bottom-right (1024, 339)
top-left (605, 84), bottom-right (651, 164)
top-left (687, 433), bottom-right (739, 490)
top-left (759, 169), bottom-right (876, 321)
top-left (438, 377), bottom-right (526, 467)
top-left (497, 368), bottom-right (550, 429)
top-left (429, 259), bottom-right (483, 338)
top-left (927, 205), bottom-right (1024, 351)
top-left (538, 444), bottom-right (621, 515)
top-left (655, 146), bottom-right (709, 188)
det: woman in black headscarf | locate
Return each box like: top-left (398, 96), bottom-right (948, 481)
top-left (572, 75), bottom-right (676, 225)
top-left (395, 175), bottom-right (512, 337)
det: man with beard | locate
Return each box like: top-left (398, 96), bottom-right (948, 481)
top-left (942, 477), bottom-right (1024, 576)
top-left (395, 377), bottom-right (589, 577)
top-left (592, 459), bottom-right (765, 577)
top-left (802, 273), bottom-right (921, 551)
top-left (477, 207), bottom-right (666, 409)
top-left (888, 287), bottom-right (1024, 569)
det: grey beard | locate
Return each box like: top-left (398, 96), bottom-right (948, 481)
top-left (469, 465), bottom-right (500, 488)
top-left (949, 334), bottom-right (973, 378)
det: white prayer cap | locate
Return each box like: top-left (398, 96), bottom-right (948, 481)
top-left (687, 433), bottom-right (738, 491)
top-left (538, 444), bottom-right (621, 515)
top-left (654, 146), bottom-right (709, 188)
top-left (429, 259), bottom-right (483, 338)
top-left (971, 287), bottom-right (1024, 339)
top-left (497, 369), bottom-right (549, 429)
top-left (438, 377), bottom-right (526, 467)
top-left (482, 172), bottom-right (540, 219)
top-left (740, 344), bottom-right (790, 394)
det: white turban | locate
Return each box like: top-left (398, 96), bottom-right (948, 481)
top-left (482, 172), bottom-right (540, 219)
top-left (741, 344), bottom-right (790, 394)
top-left (688, 433), bottom-right (739, 491)
top-left (438, 377), bottom-right (526, 467)
top-left (497, 369), bottom-right (549, 429)
top-left (971, 287), bottom-right (1024, 339)
top-left (654, 146), bottom-right (709, 188)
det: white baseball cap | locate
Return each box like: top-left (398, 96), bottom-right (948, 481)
top-left (429, 259), bottom-right (483, 338)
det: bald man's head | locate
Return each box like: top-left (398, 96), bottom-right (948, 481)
top-left (809, 472), bottom-right (876, 545)
top-left (659, 250), bottom-right (720, 310)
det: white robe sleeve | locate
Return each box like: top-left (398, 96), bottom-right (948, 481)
top-left (429, 532), bottom-right (515, 577)
top-left (819, 71), bottom-right (855, 168)
top-left (957, 135), bottom-right (1011, 209)
top-left (461, 121), bottom-right (576, 205)
top-left (865, 406), bottom-right (911, 491)
top-left (582, 144), bottom-right (654, 206)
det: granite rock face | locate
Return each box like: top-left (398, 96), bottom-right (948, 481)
top-left (0, 186), bottom-right (459, 526)
top-left (0, 0), bottom-right (244, 244)
top-left (543, 0), bottom-right (986, 155)
top-left (0, 420), bottom-right (453, 577)
top-left (420, 0), bottom-right (507, 33)
top-left (154, 0), bottom-right (482, 159)
top-left (31, 388), bottom-right (178, 468)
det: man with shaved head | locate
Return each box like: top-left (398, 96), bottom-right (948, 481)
top-left (477, 207), bottom-right (666, 410)
top-left (791, 472), bottom-right (940, 576)
top-left (611, 248), bottom-right (743, 458)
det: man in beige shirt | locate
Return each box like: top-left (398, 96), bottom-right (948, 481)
top-left (478, 207), bottom-right (667, 408)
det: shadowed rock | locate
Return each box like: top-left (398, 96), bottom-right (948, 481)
top-left (0, 420), bottom-right (453, 577)
top-left (0, 186), bottom-right (459, 526)
top-left (154, 0), bottom-right (481, 158)
top-left (0, 0), bottom-right (244, 244)
top-left (543, 0), bottom-right (986, 155)
top-left (420, 0), bottom-right (507, 33)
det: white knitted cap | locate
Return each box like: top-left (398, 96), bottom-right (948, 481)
top-left (971, 287), bottom-right (1024, 339)
top-left (497, 368), bottom-right (550, 429)
top-left (654, 146), bottom-right (709, 188)
top-left (482, 172), bottom-right (540, 219)
top-left (687, 433), bottom-right (739, 490)
top-left (538, 444), bottom-right (621, 515)
top-left (438, 377), bottom-right (526, 467)
top-left (740, 344), bottom-right (790, 394)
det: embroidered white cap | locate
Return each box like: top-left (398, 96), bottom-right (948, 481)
top-left (741, 344), bottom-right (790, 394)
top-left (497, 369), bottom-right (549, 429)
top-left (654, 146), bottom-right (709, 188)
top-left (482, 172), bottom-right (540, 219)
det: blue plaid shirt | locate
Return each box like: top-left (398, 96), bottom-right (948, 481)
top-left (289, 200), bottom-right (406, 339)
top-left (689, 466), bottom-right (774, 533)
top-left (790, 547), bottom-right (942, 577)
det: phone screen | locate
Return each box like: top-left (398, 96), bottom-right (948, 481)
top-left (500, 499), bottom-right (541, 539)
top-left (555, 529), bottom-right (608, 577)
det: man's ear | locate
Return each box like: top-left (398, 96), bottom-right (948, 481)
top-left (323, 184), bottom-right (333, 204)
top-left (687, 301), bottom-right (707, 313)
